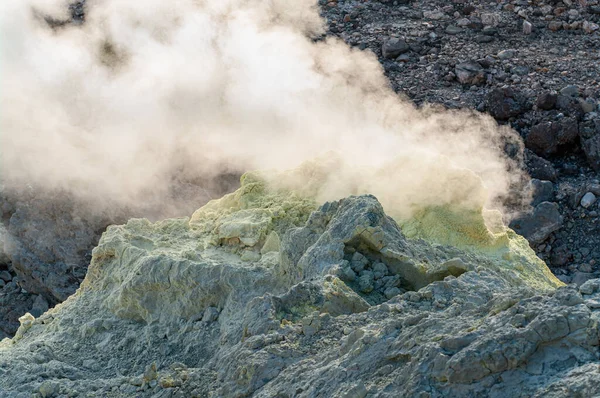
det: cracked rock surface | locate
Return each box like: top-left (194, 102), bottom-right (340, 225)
top-left (3, 172), bottom-right (594, 398)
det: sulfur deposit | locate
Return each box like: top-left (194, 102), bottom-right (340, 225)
top-left (2, 166), bottom-right (599, 398)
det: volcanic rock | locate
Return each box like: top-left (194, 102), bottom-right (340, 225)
top-left (486, 88), bottom-right (528, 120)
top-left (455, 61), bottom-right (485, 85)
top-left (382, 38), bottom-right (409, 59)
top-left (0, 167), bottom-right (575, 397)
top-left (509, 201), bottom-right (563, 244)
top-left (525, 118), bottom-right (579, 156)
top-left (579, 119), bottom-right (600, 171)
top-left (536, 91), bottom-right (558, 110)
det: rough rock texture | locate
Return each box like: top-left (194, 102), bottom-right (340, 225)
top-left (319, 0), bottom-right (600, 287)
top-left (509, 201), bottom-right (564, 244)
top-left (580, 118), bottom-right (600, 171)
top-left (525, 118), bottom-right (579, 156)
top-left (4, 0), bottom-right (600, 338)
top-left (2, 172), bottom-right (587, 398)
top-left (0, 174), bottom-right (240, 337)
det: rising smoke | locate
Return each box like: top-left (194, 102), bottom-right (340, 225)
top-left (0, 0), bottom-right (527, 222)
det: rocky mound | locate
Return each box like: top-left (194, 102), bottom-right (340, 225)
top-left (319, 0), bottom-right (600, 286)
top-left (4, 168), bottom-right (598, 398)
top-left (0, 174), bottom-right (239, 338)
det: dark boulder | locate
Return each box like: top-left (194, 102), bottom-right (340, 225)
top-left (536, 92), bottom-right (557, 110)
top-left (455, 61), bottom-right (485, 85)
top-left (525, 150), bottom-right (558, 182)
top-left (525, 118), bottom-right (579, 157)
top-left (382, 38), bottom-right (409, 59)
top-left (486, 88), bottom-right (528, 120)
top-left (579, 119), bottom-right (600, 171)
top-left (509, 201), bottom-right (563, 244)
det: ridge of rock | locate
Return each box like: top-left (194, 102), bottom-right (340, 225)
top-left (1, 169), bottom-right (584, 398)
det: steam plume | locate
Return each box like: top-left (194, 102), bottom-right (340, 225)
top-left (0, 0), bottom-right (526, 221)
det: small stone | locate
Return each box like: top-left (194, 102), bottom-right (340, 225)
top-left (486, 88), bottom-right (527, 120)
top-left (560, 85), bottom-right (579, 97)
top-left (382, 275), bottom-right (401, 289)
top-left (526, 151), bottom-right (558, 182)
top-left (30, 295), bottom-right (49, 318)
top-left (462, 5), bottom-right (475, 15)
top-left (579, 279), bottom-right (600, 295)
top-left (202, 306), bottom-right (220, 322)
top-left (455, 61), bottom-right (485, 85)
top-left (358, 272), bottom-right (374, 293)
top-left (482, 26), bottom-right (497, 36)
top-left (583, 21), bottom-right (600, 34)
top-left (382, 38), bottom-right (409, 59)
top-left (384, 287), bottom-right (402, 299)
top-left (446, 25), bottom-right (462, 35)
top-left (130, 376), bottom-right (144, 387)
top-left (423, 10), bottom-right (446, 20)
top-left (548, 21), bottom-right (563, 31)
top-left (572, 272), bottom-right (596, 287)
top-left (372, 262), bottom-right (389, 279)
top-left (525, 118), bottom-right (579, 156)
top-left (351, 252), bottom-right (369, 272)
top-left (302, 313), bottom-right (322, 337)
top-left (497, 49), bottom-right (517, 59)
top-left (341, 266), bottom-right (357, 282)
top-left (523, 20), bottom-right (533, 34)
top-left (39, 381), bottom-right (60, 398)
top-left (581, 192), bottom-right (596, 208)
top-left (536, 92), bottom-right (558, 110)
top-left (457, 18), bottom-right (470, 27)
top-left (396, 53), bottom-right (411, 63)
top-left (579, 98), bottom-right (596, 113)
top-left (481, 13), bottom-right (499, 27)
top-left (143, 362), bottom-right (158, 382)
top-left (0, 271), bottom-right (12, 282)
top-left (509, 201), bottom-right (563, 244)
top-left (260, 231), bottom-right (280, 254)
top-left (531, 179), bottom-right (554, 206)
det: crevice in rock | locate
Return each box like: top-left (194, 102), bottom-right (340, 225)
top-left (339, 242), bottom-right (411, 306)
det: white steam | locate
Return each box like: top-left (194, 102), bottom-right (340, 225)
top-left (0, 0), bottom-right (525, 220)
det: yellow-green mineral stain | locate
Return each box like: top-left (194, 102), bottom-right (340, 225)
top-left (189, 171), bottom-right (317, 249)
top-left (399, 204), bottom-right (563, 292)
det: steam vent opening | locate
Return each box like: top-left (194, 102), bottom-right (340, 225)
top-left (339, 239), bottom-right (469, 305)
top-left (340, 243), bottom-right (411, 305)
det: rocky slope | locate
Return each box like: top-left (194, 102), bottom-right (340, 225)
top-left (1, 0), bottom-right (600, 395)
top-left (3, 167), bottom-right (600, 398)
top-left (1, 0), bottom-right (600, 338)
top-left (0, 174), bottom-right (239, 339)
top-left (319, 0), bottom-right (600, 285)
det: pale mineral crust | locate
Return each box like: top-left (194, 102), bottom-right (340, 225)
top-left (3, 171), bottom-right (596, 398)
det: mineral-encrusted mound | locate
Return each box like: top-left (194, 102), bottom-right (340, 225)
top-left (2, 172), bottom-right (599, 398)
